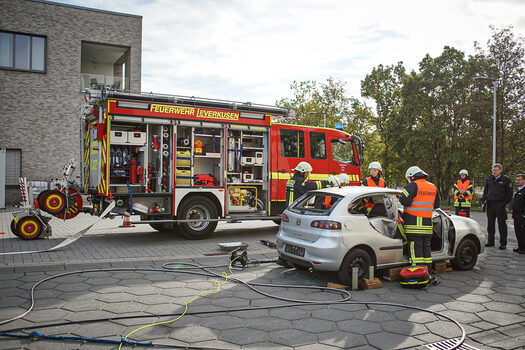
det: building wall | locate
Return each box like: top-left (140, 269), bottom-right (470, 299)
top-left (0, 0), bottom-right (142, 204)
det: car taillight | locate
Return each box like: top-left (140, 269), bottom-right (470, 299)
top-left (310, 220), bottom-right (341, 230)
top-left (282, 213), bottom-right (289, 222)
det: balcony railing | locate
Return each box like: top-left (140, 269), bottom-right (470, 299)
top-left (81, 73), bottom-right (126, 90)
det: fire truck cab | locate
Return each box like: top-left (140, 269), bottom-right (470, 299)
top-left (80, 88), bottom-right (363, 239)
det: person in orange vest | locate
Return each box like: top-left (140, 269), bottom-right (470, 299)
top-left (362, 162), bottom-right (387, 187)
top-left (453, 169), bottom-right (473, 217)
top-left (399, 166), bottom-right (441, 272)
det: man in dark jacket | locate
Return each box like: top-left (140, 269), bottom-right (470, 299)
top-left (481, 163), bottom-right (513, 249)
top-left (511, 174), bottom-right (525, 254)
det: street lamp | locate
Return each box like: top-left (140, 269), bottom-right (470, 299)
top-left (473, 76), bottom-right (498, 165)
top-left (308, 111), bottom-right (327, 128)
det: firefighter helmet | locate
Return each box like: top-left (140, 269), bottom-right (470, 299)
top-left (405, 166), bottom-right (428, 179)
top-left (368, 162), bottom-right (383, 172)
top-left (459, 169), bottom-right (469, 176)
top-left (338, 173), bottom-right (350, 185)
top-left (293, 161), bottom-right (313, 173)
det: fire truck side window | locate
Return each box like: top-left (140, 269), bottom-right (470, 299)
top-left (310, 132), bottom-right (326, 159)
top-left (280, 129), bottom-right (304, 158)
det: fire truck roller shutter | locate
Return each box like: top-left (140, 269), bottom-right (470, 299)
top-left (177, 194), bottom-right (219, 240)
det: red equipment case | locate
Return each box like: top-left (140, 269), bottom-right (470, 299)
top-left (399, 266), bottom-right (431, 288)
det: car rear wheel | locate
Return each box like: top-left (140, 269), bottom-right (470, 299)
top-left (451, 238), bottom-right (478, 270)
top-left (337, 248), bottom-right (372, 287)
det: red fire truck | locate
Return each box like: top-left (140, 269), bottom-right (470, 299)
top-left (13, 88), bottom-right (364, 240)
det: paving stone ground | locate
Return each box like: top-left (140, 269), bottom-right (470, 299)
top-left (0, 209), bottom-right (524, 349)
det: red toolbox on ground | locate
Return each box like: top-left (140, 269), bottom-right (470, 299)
top-left (399, 266), bottom-right (431, 288)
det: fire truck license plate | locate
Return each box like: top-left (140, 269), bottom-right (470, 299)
top-left (285, 244), bottom-right (305, 257)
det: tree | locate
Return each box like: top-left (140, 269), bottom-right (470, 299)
top-left (391, 47), bottom-right (479, 197)
top-left (473, 26), bottom-right (525, 176)
top-left (361, 62), bottom-right (406, 183)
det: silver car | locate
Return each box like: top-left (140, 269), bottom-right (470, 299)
top-left (276, 186), bottom-right (485, 286)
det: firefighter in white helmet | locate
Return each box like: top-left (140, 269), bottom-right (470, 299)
top-left (362, 161), bottom-right (387, 187)
top-left (285, 161), bottom-right (340, 207)
top-left (453, 169), bottom-right (473, 218)
top-left (399, 166), bottom-right (441, 275)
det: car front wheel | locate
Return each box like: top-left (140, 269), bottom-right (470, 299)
top-left (451, 238), bottom-right (478, 270)
top-left (337, 248), bottom-right (372, 287)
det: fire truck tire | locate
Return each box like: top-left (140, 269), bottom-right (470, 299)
top-left (41, 190), bottom-right (66, 215)
top-left (16, 215), bottom-right (43, 240)
top-left (10, 219), bottom-right (20, 237)
top-left (150, 223), bottom-right (180, 233)
top-left (178, 196), bottom-right (218, 240)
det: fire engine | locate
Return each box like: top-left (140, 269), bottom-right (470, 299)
top-left (10, 88), bottom-right (364, 240)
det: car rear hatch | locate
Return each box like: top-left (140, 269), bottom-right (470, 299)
top-left (281, 192), bottom-right (343, 243)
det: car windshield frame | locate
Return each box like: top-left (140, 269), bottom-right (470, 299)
top-left (288, 192), bottom-right (344, 216)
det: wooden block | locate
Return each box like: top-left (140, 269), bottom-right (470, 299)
top-left (327, 282), bottom-right (349, 289)
top-left (446, 264), bottom-right (453, 272)
top-left (433, 261), bottom-right (447, 274)
top-left (361, 278), bottom-right (382, 290)
top-left (379, 267), bottom-right (402, 282)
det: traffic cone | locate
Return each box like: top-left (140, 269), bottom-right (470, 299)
top-left (119, 214), bottom-right (135, 228)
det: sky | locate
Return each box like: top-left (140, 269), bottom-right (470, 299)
top-left (60, 0), bottom-right (525, 105)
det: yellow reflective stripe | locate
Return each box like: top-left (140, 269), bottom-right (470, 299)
top-left (409, 242), bottom-right (416, 265)
top-left (402, 189), bottom-right (409, 197)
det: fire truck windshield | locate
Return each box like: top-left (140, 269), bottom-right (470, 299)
top-left (331, 138), bottom-right (355, 164)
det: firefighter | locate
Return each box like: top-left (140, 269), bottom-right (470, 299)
top-left (399, 166), bottom-right (441, 273)
top-left (285, 161), bottom-right (340, 207)
top-left (453, 169), bottom-right (474, 217)
top-left (362, 162), bottom-right (387, 187)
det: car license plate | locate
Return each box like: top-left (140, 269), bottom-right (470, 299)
top-left (285, 244), bottom-right (305, 257)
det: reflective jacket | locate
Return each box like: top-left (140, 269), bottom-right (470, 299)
top-left (453, 179), bottom-right (473, 208)
top-left (400, 178), bottom-right (441, 235)
top-left (285, 172), bottom-right (327, 207)
top-left (362, 176), bottom-right (386, 187)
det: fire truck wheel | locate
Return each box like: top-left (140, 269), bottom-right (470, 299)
top-left (16, 215), bottom-right (43, 240)
top-left (10, 219), bottom-right (20, 237)
top-left (178, 196), bottom-right (218, 240)
top-left (150, 223), bottom-right (180, 233)
top-left (41, 190), bottom-right (66, 215)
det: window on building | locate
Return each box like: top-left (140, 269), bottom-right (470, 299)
top-left (5, 149), bottom-right (22, 186)
top-left (281, 129), bottom-right (304, 158)
top-left (310, 132), bottom-right (326, 159)
top-left (0, 31), bottom-right (46, 72)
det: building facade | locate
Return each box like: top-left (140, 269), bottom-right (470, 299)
top-left (0, 0), bottom-right (142, 204)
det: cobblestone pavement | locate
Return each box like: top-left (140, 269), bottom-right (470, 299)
top-left (0, 209), bottom-right (524, 350)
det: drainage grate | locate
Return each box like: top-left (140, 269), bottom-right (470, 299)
top-left (425, 338), bottom-right (480, 350)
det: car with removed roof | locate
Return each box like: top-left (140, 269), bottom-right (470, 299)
top-left (276, 186), bottom-right (485, 286)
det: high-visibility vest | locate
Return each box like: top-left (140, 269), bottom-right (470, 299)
top-left (454, 180), bottom-right (472, 200)
top-left (404, 179), bottom-right (437, 218)
top-left (366, 177), bottom-right (386, 187)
